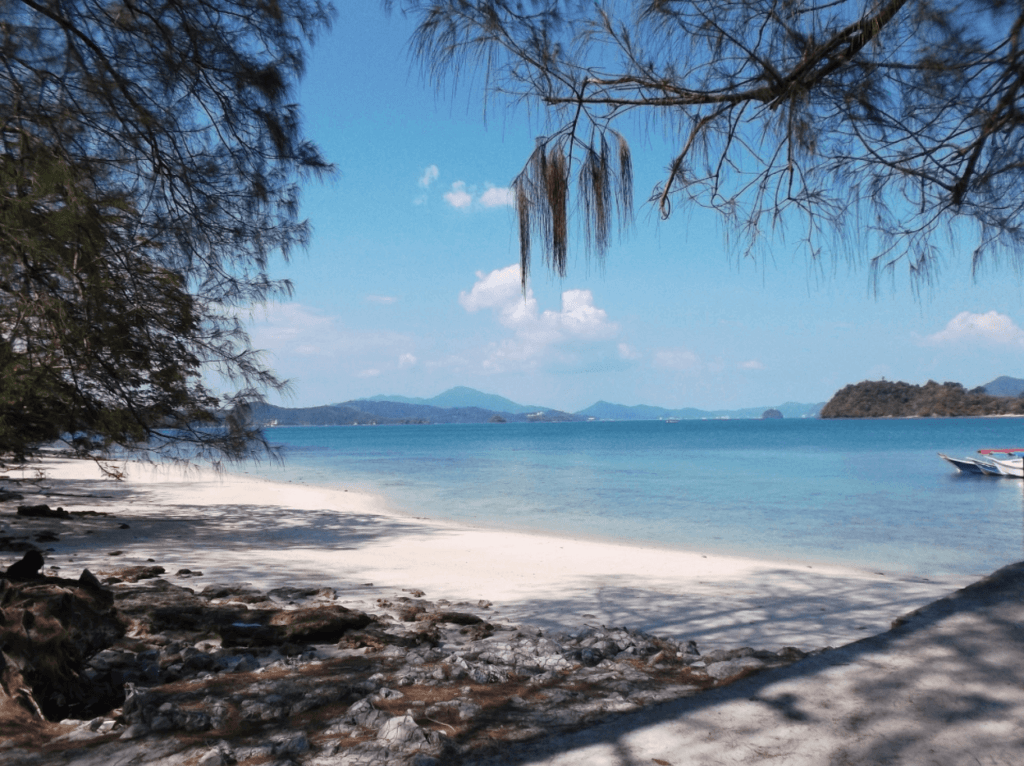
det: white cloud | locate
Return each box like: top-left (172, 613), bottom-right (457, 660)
top-left (440, 180), bottom-right (513, 209)
top-left (248, 302), bottom-right (411, 363)
top-left (618, 343), bottom-right (641, 360)
top-left (357, 368), bottom-right (381, 378)
top-left (459, 264), bottom-right (623, 372)
top-left (418, 165), bottom-right (439, 189)
top-left (444, 181), bottom-right (473, 209)
top-left (653, 348), bottom-right (702, 372)
top-left (479, 185), bottom-right (513, 208)
top-left (398, 353), bottom-right (417, 368)
top-left (366, 295), bottom-right (397, 305)
top-left (740, 360), bottom-right (765, 370)
top-left (925, 311), bottom-right (1024, 346)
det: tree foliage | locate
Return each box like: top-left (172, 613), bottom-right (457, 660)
top-left (0, 0), bottom-right (333, 464)
top-left (820, 379), bottom-right (1024, 418)
top-left (394, 0), bottom-right (1024, 288)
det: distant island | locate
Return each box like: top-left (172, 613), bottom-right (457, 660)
top-left (821, 378), bottom-right (1024, 418)
top-left (249, 387), bottom-right (825, 427)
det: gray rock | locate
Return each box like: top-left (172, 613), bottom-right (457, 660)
top-left (706, 656), bottom-right (767, 680)
top-left (270, 733), bottom-right (310, 756)
top-left (119, 723), bottom-right (150, 740)
top-left (197, 749), bottom-right (226, 766)
top-left (377, 714), bottom-right (428, 745)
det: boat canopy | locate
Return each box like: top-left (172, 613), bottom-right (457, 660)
top-left (977, 449), bottom-right (1024, 455)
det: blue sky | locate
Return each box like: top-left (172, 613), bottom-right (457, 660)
top-left (248, 5), bottom-right (1024, 412)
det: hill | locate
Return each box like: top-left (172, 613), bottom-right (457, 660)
top-left (820, 380), bottom-right (1024, 418)
top-left (981, 376), bottom-right (1024, 398)
top-left (250, 399), bottom-right (582, 426)
top-left (358, 387), bottom-right (545, 415)
top-left (263, 386), bottom-right (825, 425)
top-left (577, 400), bottom-right (824, 420)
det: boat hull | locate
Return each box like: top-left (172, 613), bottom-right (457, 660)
top-left (938, 453), bottom-right (1003, 476)
top-left (989, 457), bottom-right (1024, 478)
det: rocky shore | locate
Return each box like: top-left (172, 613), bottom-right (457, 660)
top-left (2, 536), bottom-right (819, 766)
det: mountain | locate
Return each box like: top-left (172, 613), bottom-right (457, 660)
top-left (421, 386), bottom-right (545, 414)
top-left (577, 400), bottom-right (825, 420)
top-left (358, 387), bottom-right (545, 414)
top-left (273, 386), bottom-right (825, 424)
top-left (252, 397), bottom-right (582, 426)
top-left (981, 376), bottom-right (1024, 398)
top-left (577, 401), bottom-right (677, 420)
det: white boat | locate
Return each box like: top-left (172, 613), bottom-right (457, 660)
top-left (978, 449), bottom-right (1024, 478)
top-left (938, 453), bottom-right (1003, 476)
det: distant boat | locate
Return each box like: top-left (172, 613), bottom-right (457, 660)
top-left (664, 417), bottom-right (680, 424)
top-left (938, 453), bottom-right (1002, 476)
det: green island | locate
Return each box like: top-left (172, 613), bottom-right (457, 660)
top-left (821, 379), bottom-right (1024, 418)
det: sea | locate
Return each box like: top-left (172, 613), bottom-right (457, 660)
top-left (249, 417), bottom-right (1024, 580)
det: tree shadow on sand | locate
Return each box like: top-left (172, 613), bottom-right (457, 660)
top-left (454, 561), bottom-right (1024, 765)
top-left (5, 467), bottom-right (1023, 765)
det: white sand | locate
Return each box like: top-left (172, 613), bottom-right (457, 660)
top-left (1, 456), bottom-right (978, 651)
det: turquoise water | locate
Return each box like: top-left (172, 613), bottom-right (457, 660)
top-left (250, 418), bottom-right (1024, 578)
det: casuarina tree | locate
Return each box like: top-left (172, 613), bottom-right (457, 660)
top-left (0, 0), bottom-right (334, 465)
top-left (392, 1), bottom-right (1024, 290)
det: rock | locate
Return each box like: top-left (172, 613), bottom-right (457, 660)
top-left (200, 583), bottom-right (267, 603)
top-left (706, 656), bottom-right (767, 680)
top-left (0, 575), bottom-right (124, 722)
top-left (268, 604), bottom-right (373, 642)
top-left (345, 697), bottom-right (390, 729)
top-left (4, 550), bottom-right (44, 579)
top-left (220, 604), bottom-right (373, 647)
top-left (119, 722), bottom-right (150, 740)
top-left (428, 611), bottom-right (484, 626)
top-left (270, 733), bottom-right (310, 756)
top-left (197, 750), bottom-right (226, 766)
top-left (16, 504), bottom-right (70, 519)
top-left (78, 569), bottom-right (103, 590)
top-left (105, 566), bottom-right (166, 584)
top-left (378, 714), bottom-right (428, 745)
top-left (399, 605), bottom-right (425, 621)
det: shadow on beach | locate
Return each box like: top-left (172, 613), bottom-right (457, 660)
top-left (4, 465), bottom-right (1023, 764)
top-left (455, 562), bottom-right (1024, 765)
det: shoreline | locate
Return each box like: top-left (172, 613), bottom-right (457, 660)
top-left (230, 461), bottom-right (980, 582)
top-left (1, 456), bottom-right (980, 651)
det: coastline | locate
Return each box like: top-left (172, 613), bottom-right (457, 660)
top-left (2, 456), bottom-right (979, 651)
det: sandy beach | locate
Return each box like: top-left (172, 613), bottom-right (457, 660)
top-left (1, 455), bottom-right (978, 652)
